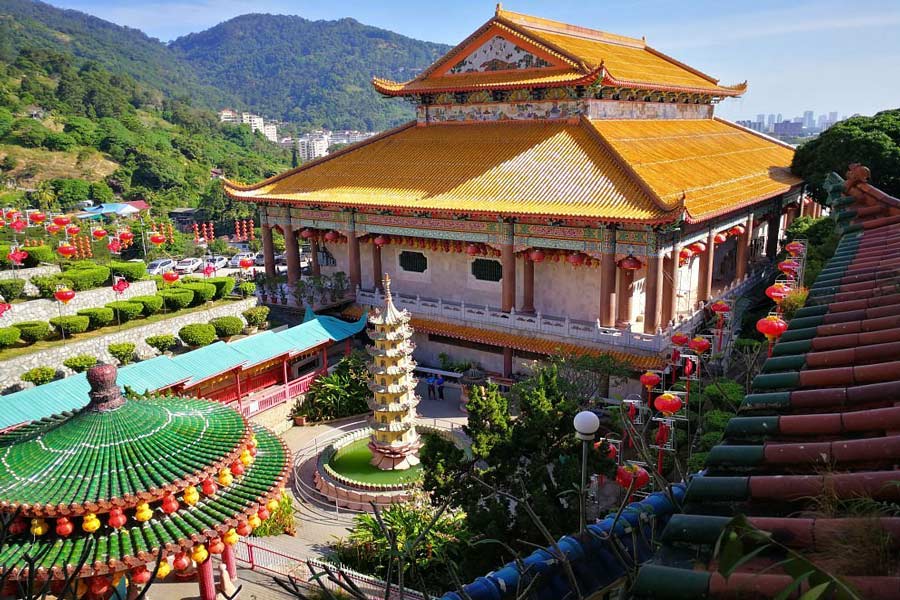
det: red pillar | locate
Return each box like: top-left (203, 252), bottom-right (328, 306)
top-left (521, 256), bottom-right (534, 313)
top-left (262, 225), bottom-right (275, 278)
top-left (222, 544), bottom-right (237, 580)
top-left (344, 338), bottom-right (351, 357)
top-left (661, 248), bottom-right (677, 327)
top-left (500, 245), bottom-right (515, 312)
top-left (235, 369), bottom-right (242, 401)
top-left (198, 557), bottom-right (216, 600)
top-left (698, 229), bottom-right (716, 303)
top-left (282, 357), bottom-right (289, 385)
top-left (503, 347), bottom-right (513, 378)
top-left (766, 209), bottom-right (781, 259)
top-left (284, 227), bottom-right (300, 286)
top-left (373, 245), bottom-right (383, 291)
top-left (735, 213), bottom-right (754, 280)
top-left (348, 232), bottom-right (361, 293)
top-left (599, 249), bottom-right (617, 327)
top-left (643, 253), bottom-right (663, 334)
top-left (616, 267), bottom-right (635, 326)
top-left (320, 347), bottom-right (328, 373)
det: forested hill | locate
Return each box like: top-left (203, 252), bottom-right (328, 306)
top-left (0, 0), bottom-right (231, 109)
top-left (170, 14), bottom-right (450, 131)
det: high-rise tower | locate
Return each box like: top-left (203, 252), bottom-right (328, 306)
top-left (367, 274), bottom-right (421, 470)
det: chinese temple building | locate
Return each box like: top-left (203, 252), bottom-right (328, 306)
top-left (225, 6), bottom-right (808, 378)
top-left (366, 274), bottom-right (421, 470)
top-left (0, 364), bottom-right (290, 600)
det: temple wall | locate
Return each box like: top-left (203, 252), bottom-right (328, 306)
top-left (1, 280), bottom-right (158, 323)
top-left (531, 259), bottom-right (602, 322)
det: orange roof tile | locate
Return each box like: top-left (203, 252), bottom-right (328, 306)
top-left (224, 119), bottom-right (673, 223)
top-left (342, 306), bottom-right (664, 370)
top-left (588, 118), bottom-right (802, 222)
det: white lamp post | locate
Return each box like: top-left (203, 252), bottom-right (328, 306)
top-left (574, 410), bottom-right (601, 535)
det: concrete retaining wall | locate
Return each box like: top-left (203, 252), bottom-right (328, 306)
top-left (2, 280), bottom-right (158, 323)
top-left (0, 298), bottom-right (258, 393)
top-left (0, 265), bottom-right (61, 296)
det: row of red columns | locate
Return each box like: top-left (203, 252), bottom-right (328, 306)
top-left (197, 544), bottom-right (237, 600)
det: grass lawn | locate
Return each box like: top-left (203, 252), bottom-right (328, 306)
top-left (329, 438), bottom-right (423, 485)
top-left (0, 298), bottom-right (240, 361)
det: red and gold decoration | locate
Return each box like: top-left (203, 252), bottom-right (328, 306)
top-left (149, 232), bottom-right (167, 246)
top-left (616, 463), bottom-right (650, 500)
top-left (757, 314), bottom-right (788, 356)
top-left (162, 271), bottom-right (180, 284)
top-left (709, 300), bottom-right (731, 351)
top-left (7, 247), bottom-right (28, 266)
top-left (785, 240), bottom-right (805, 257)
top-left (54, 287), bottom-right (76, 305)
top-left (28, 212), bottom-right (46, 225)
top-left (617, 255), bottom-right (642, 270)
top-left (57, 243), bottom-right (77, 259)
top-left (765, 282), bottom-right (791, 307)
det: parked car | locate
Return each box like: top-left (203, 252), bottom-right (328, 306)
top-left (254, 253), bottom-right (267, 266)
top-left (229, 252), bottom-right (257, 268)
top-left (146, 258), bottom-right (176, 275)
top-left (206, 255), bottom-right (228, 269)
top-left (274, 253), bottom-right (287, 265)
top-left (175, 258), bottom-right (203, 273)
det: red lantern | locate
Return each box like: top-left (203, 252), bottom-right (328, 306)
top-left (66, 225), bottom-right (81, 237)
top-left (373, 235), bottom-right (388, 247)
top-left (10, 219), bottom-right (26, 233)
top-left (201, 479), bottom-right (218, 496)
top-left (7, 248), bottom-right (28, 265)
top-left (729, 224), bottom-right (746, 236)
top-left (119, 231), bottom-right (134, 243)
top-left (300, 228), bottom-right (314, 239)
top-left (55, 517), bottom-right (74, 537)
top-left (710, 301), bottom-right (730, 315)
top-left (239, 258), bottom-right (254, 270)
top-left (0, 303), bottom-right (10, 317)
top-left (8, 517), bottom-right (27, 535)
top-left (112, 278), bottom-right (129, 295)
top-left (595, 439), bottom-right (617, 461)
top-left (566, 252), bottom-right (585, 266)
top-left (46, 223), bottom-right (62, 235)
top-left (617, 255), bottom-right (642, 270)
top-left (683, 357), bottom-right (695, 376)
top-left (230, 461), bottom-right (245, 476)
top-left (52, 215), bottom-right (71, 227)
top-left (639, 371), bottom-right (661, 390)
top-left (688, 241), bottom-right (706, 254)
top-left (765, 283), bottom-right (790, 305)
top-left (757, 315), bottom-right (788, 356)
top-left (162, 271), bottom-right (179, 283)
top-left (161, 493), bottom-right (179, 514)
top-left (529, 248), bottom-right (545, 263)
top-left (616, 464), bottom-right (650, 489)
top-left (4, 210), bottom-right (19, 221)
top-left (0, 219), bottom-right (5, 228)
top-left (688, 337), bottom-right (711, 355)
top-left (149, 233), bottom-right (166, 245)
top-left (257, 507), bottom-right (270, 521)
top-left (678, 247), bottom-right (693, 264)
top-left (130, 566), bottom-right (151, 584)
top-left (671, 332), bottom-right (689, 347)
top-left (89, 576), bottom-right (111, 596)
top-left (713, 232), bottom-right (728, 245)
top-left (785, 241), bottom-right (805, 256)
top-left (172, 552), bottom-right (191, 572)
top-left (57, 243), bottom-right (77, 258)
top-left (108, 508), bottom-right (127, 529)
top-left (778, 260), bottom-right (800, 276)
top-left (107, 239), bottom-right (122, 254)
top-left (54, 288), bottom-right (75, 304)
top-left (654, 393), bottom-right (682, 416)
top-left (207, 538), bottom-right (225, 555)
top-left (466, 243), bottom-right (480, 256)
top-left (324, 230), bottom-right (338, 242)
top-left (236, 521), bottom-right (252, 536)
top-left (29, 212), bottom-right (46, 224)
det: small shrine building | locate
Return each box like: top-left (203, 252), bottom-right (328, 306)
top-left (225, 7), bottom-right (813, 377)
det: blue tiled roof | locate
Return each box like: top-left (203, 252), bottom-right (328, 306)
top-left (0, 312), bottom-right (367, 430)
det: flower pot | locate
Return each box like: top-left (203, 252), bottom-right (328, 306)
top-left (243, 326), bottom-right (258, 335)
top-left (293, 415), bottom-right (306, 426)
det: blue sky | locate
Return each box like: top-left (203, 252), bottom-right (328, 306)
top-left (49, 0), bottom-right (900, 122)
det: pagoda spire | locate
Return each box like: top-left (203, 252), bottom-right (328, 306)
top-left (366, 273), bottom-right (421, 470)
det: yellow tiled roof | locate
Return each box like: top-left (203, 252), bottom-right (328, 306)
top-left (375, 9), bottom-right (745, 97)
top-left (589, 118), bottom-right (802, 221)
top-left (342, 306), bottom-right (665, 370)
top-left (224, 119), bottom-right (672, 223)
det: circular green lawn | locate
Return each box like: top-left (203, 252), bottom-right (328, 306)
top-left (328, 438), bottom-right (423, 485)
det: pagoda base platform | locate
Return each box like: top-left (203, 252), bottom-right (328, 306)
top-left (369, 451), bottom-right (420, 470)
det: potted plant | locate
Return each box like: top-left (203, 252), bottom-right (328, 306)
top-left (278, 284), bottom-right (288, 305)
top-left (291, 281), bottom-right (305, 309)
top-left (331, 271), bottom-right (349, 300)
top-left (242, 306), bottom-right (269, 334)
top-left (307, 275), bottom-right (324, 307)
top-left (291, 397), bottom-right (306, 426)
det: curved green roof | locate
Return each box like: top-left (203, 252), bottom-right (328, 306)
top-left (0, 396), bottom-right (247, 513)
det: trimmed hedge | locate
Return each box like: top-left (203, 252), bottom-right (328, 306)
top-left (49, 315), bottom-right (90, 336)
top-left (206, 277), bottom-right (235, 299)
top-left (209, 316), bottom-right (244, 338)
top-left (242, 306), bottom-right (269, 327)
top-left (158, 288), bottom-right (194, 310)
top-left (63, 354), bottom-right (97, 373)
top-left (0, 326), bottom-right (19, 349)
top-left (108, 260), bottom-right (146, 281)
top-left (130, 295), bottom-right (164, 316)
top-left (108, 342), bottom-right (136, 365)
top-left (31, 275), bottom-right (72, 298)
top-left (22, 245), bottom-right (55, 268)
top-left (0, 278), bottom-right (26, 300)
top-left (181, 282), bottom-right (216, 306)
top-left (237, 281), bottom-right (256, 296)
top-left (13, 320), bottom-right (51, 343)
top-left (62, 262), bottom-right (110, 291)
top-left (178, 323), bottom-right (217, 347)
top-left (145, 334), bottom-right (177, 354)
top-left (77, 307), bottom-right (115, 329)
top-left (105, 301), bottom-right (144, 322)
top-left (21, 366), bottom-right (57, 386)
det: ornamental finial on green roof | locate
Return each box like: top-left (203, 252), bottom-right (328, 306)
top-left (86, 363), bottom-right (125, 412)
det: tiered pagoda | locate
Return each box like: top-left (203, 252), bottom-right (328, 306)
top-left (366, 274), bottom-right (421, 470)
top-left (226, 6), bottom-right (813, 381)
top-left (0, 364), bottom-right (289, 600)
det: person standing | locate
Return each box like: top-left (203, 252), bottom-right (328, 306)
top-left (436, 374), bottom-right (445, 401)
top-left (426, 374), bottom-right (437, 401)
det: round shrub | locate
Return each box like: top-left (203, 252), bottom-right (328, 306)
top-left (49, 315), bottom-right (90, 336)
top-left (704, 409), bottom-right (734, 433)
top-left (701, 380), bottom-right (745, 411)
top-left (22, 245), bottom-right (55, 268)
top-left (108, 342), bottom-right (136, 365)
top-left (145, 334), bottom-right (177, 354)
top-left (237, 281), bottom-right (256, 296)
top-left (77, 307), bottom-right (115, 329)
top-left (242, 306), bottom-right (269, 327)
top-left (0, 326), bottom-right (20, 349)
top-left (62, 262), bottom-right (111, 291)
top-left (158, 288), bottom-right (194, 310)
top-left (209, 316), bottom-right (244, 339)
top-left (108, 260), bottom-right (146, 281)
top-left (687, 451), bottom-right (709, 474)
top-left (105, 301), bottom-right (144, 322)
top-left (699, 431), bottom-right (724, 452)
top-left (0, 278), bottom-right (26, 300)
top-left (130, 294), bottom-right (163, 316)
top-left (178, 323), bottom-right (217, 347)
top-left (21, 366), bottom-right (57, 386)
top-left (31, 275), bottom-right (71, 299)
top-left (13, 320), bottom-right (51, 343)
top-left (205, 277), bottom-right (235, 299)
top-left (63, 354), bottom-right (98, 373)
top-left (182, 282), bottom-right (216, 306)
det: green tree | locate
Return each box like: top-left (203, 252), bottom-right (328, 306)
top-left (90, 181), bottom-right (115, 202)
top-left (463, 383), bottom-right (512, 460)
top-left (31, 182), bottom-right (57, 212)
top-left (290, 145), bottom-right (298, 168)
top-left (51, 178), bottom-right (91, 209)
top-left (11, 119), bottom-right (50, 147)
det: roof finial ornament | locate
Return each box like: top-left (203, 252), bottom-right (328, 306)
top-left (383, 273), bottom-right (393, 303)
top-left (495, 3), bottom-right (502, 16)
top-left (86, 363), bottom-right (126, 412)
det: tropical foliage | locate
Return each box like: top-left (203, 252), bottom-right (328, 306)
top-left (292, 351), bottom-right (368, 422)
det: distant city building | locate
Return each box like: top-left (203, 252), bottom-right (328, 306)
top-left (774, 121), bottom-right (803, 136)
top-left (829, 111), bottom-right (838, 124)
top-left (776, 113), bottom-right (783, 123)
top-left (262, 123), bottom-right (278, 143)
top-left (802, 110), bottom-right (814, 129)
top-left (766, 114), bottom-right (776, 130)
top-left (297, 134), bottom-right (330, 161)
top-left (218, 108), bottom-right (240, 123)
top-left (756, 113), bottom-right (766, 126)
top-left (219, 109), bottom-right (282, 144)
top-left (736, 120), bottom-right (765, 133)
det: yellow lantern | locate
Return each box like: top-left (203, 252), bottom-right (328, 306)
top-left (30, 518), bottom-right (49, 536)
top-left (218, 468), bottom-right (233, 487)
top-left (82, 513), bottom-right (101, 533)
top-left (134, 502), bottom-right (153, 522)
top-left (183, 485), bottom-right (200, 506)
top-left (266, 498), bottom-right (279, 513)
top-left (156, 560), bottom-right (171, 579)
top-left (239, 449), bottom-right (253, 466)
top-left (248, 514), bottom-right (261, 530)
top-left (191, 544), bottom-right (209, 564)
top-left (223, 528), bottom-right (238, 546)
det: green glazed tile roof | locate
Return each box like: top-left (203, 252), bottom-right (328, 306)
top-left (0, 395), bottom-right (247, 512)
top-left (228, 331), bottom-right (298, 367)
top-left (170, 342), bottom-right (249, 386)
top-left (0, 425), bottom-right (289, 579)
